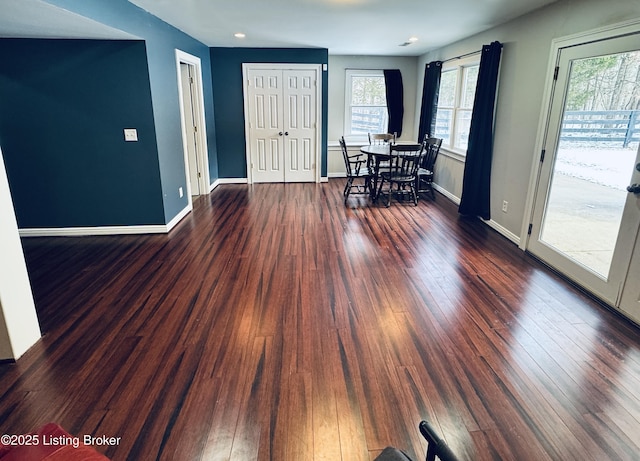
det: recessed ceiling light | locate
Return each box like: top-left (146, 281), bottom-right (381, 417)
top-left (399, 37), bottom-right (419, 47)
top-left (234, 33), bottom-right (246, 38)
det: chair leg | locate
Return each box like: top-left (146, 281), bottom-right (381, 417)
top-left (344, 178), bottom-right (352, 205)
top-left (344, 177), bottom-right (353, 197)
top-left (386, 183), bottom-right (395, 207)
top-left (378, 179), bottom-right (391, 207)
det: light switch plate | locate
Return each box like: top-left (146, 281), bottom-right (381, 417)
top-left (124, 128), bottom-right (138, 142)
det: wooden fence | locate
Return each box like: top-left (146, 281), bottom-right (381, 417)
top-left (561, 110), bottom-right (640, 147)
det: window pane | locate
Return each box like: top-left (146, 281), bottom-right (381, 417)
top-left (438, 70), bottom-right (457, 107)
top-left (461, 66), bottom-right (479, 109)
top-left (434, 59), bottom-right (479, 152)
top-left (346, 72), bottom-right (388, 136)
top-left (455, 109), bottom-right (472, 150)
top-left (351, 106), bottom-right (388, 134)
top-left (351, 76), bottom-right (387, 105)
top-left (434, 108), bottom-right (452, 145)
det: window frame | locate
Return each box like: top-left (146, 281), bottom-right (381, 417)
top-left (343, 69), bottom-right (388, 143)
top-left (435, 54), bottom-right (480, 157)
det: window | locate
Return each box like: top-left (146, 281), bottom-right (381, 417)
top-left (344, 70), bottom-right (388, 139)
top-left (434, 57), bottom-right (479, 154)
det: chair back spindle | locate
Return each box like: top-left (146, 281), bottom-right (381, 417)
top-left (416, 137), bottom-right (442, 200)
top-left (340, 136), bottom-right (370, 204)
top-left (369, 132), bottom-right (396, 145)
top-left (376, 143), bottom-right (424, 207)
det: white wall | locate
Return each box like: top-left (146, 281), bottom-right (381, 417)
top-left (327, 55), bottom-right (418, 176)
top-left (0, 149), bottom-right (41, 360)
top-left (415, 0), bottom-right (640, 240)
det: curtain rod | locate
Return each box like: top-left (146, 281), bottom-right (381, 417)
top-left (441, 49), bottom-right (482, 63)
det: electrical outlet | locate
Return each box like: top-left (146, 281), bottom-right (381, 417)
top-left (502, 200), bottom-right (508, 213)
top-left (124, 128), bottom-right (138, 142)
top-left (179, 187), bottom-right (183, 198)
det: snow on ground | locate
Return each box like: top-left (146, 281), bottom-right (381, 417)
top-left (555, 141), bottom-right (639, 190)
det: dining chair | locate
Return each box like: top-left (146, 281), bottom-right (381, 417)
top-left (340, 136), bottom-right (370, 204)
top-left (377, 142), bottom-right (425, 207)
top-left (416, 137), bottom-right (442, 200)
top-left (372, 420), bottom-right (459, 461)
top-left (419, 420), bottom-right (460, 461)
top-left (369, 132), bottom-right (396, 145)
top-left (368, 133), bottom-right (396, 178)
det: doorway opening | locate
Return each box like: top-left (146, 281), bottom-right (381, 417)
top-left (176, 50), bottom-right (210, 203)
top-left (539, 50), bottom-right (640, 278)
top-left (526, 19), bottom-right (640, 323)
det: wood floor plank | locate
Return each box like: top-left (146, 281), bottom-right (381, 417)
top-left (1, 180), bottom-right (639, 460)
top-left (323, 328), bottom-right (369, 461)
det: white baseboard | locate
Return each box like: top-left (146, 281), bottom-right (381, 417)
top-left (216, 177), bottom-right (330, 184)
top-left (166, 203), bottom-right (192, 232)
top-left (209, 178), bottom-right (221, 192)
top-left (217, 178), bottom-right (248, 184)
top-left (483, 219), bottom-right (521, 246)
top-left (433, 183), bottom-right (460, 204)
top-left (19, 224), bottom-right (169, 237)
top-left (19, 203), bottom-right (194, 237)
top-left (432, 183), bottom-right (521, 246)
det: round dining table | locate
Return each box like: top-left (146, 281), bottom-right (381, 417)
top-left (360, 143), bottom-right (421, 201)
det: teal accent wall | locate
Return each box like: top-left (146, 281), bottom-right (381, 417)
top-left (0, 0), bottom-right (218, 228)
top-left (210, 48), bottom-right (329, 179)
top-left (0, 0), bottom-right (331, 228)
top-left (0, 39), bottom-right (164, 227)
top-left (47, 0), bottom-right (218, 222)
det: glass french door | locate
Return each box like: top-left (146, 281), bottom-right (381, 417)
top-left (528, 32), bottom-right (640, 309)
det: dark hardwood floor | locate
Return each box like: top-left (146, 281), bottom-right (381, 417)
top-left (2, 180), bottom-right (640, 460)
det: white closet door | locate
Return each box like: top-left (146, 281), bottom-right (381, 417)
top-left (244, 65), bottom-right (320, 183)
top-left (246, 68), bottom-right (285, 183)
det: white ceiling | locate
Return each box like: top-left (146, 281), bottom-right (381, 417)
top-left (0, 0), bottom-right (560, 56)
top-left (128, 0), bottom-right (561, 56)
top-left (0, 0), bottom-right (137, 40)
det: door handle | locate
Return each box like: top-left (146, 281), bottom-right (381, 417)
top-left (627, 183), bottom-right (640, 194)
top-left (284, 132), bottom-right (289, 136)
top-left (278, 132), bottom-right (283, 136)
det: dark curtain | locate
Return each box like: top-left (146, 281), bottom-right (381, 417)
top-left (383, 69), bottom-right (404, 136)
top-left (458, 41), bottom-right (503, 220)
top-left (417, 61), bottom-right (442, 142)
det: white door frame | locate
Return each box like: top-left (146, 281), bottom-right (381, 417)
top-left (242, 63), bottom-right (322, 184)
top-left (176, 49), bottom-right (210, 205)
top-left (522, 18), bottom-right (640, 310)
top-left (522, 18), bottom-right (640, 250)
